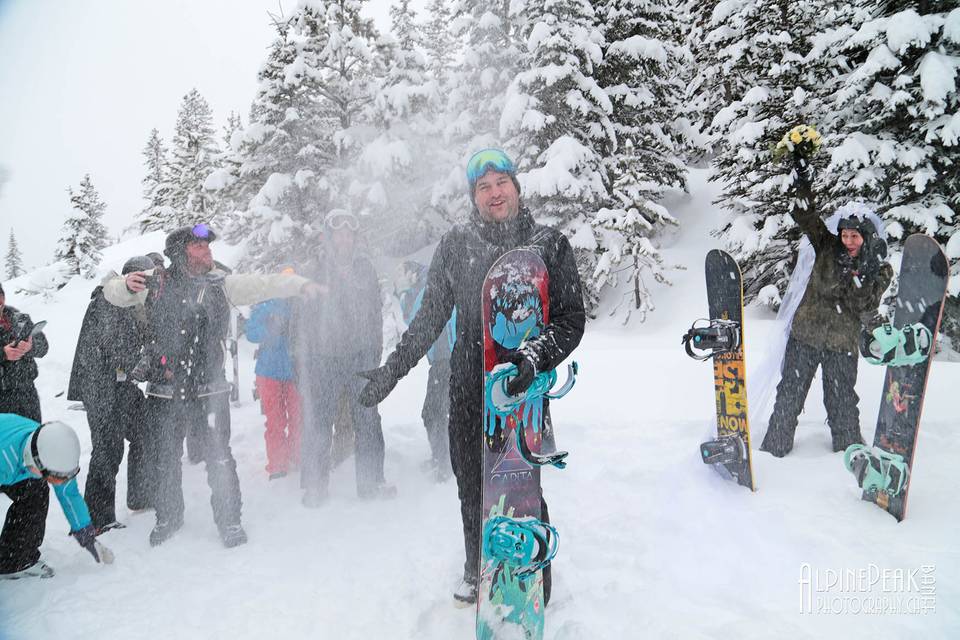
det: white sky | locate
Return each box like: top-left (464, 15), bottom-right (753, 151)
top-left (0, 0), bottom-right (423, 269)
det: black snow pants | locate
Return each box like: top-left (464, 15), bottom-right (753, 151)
top-left (301, 355), bottom-right (386, 495)
top-left (422, 358), bottom-right (451, 470)
top-left (762, 336), bottom-right (862, 455)
top-left (450, 385), bottom-right (552, 604)
top-left (84, 382), bottom-right (154, 528)
top-left (0, 478), bottom-right (48, 574)
top-left (0, 385), bottom-right (41, 422)
top-left (151, 392), bottom-right (241, 532)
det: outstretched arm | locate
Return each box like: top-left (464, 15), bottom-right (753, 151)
top-left (358, 238), bottom-right (454, 407)
top-left (382, 239), bottom-right (455, 378)
top-left (787, 157), bottom-right (830, 250)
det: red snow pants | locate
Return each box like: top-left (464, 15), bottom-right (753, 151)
top-left (256, 375), bottom-right (302, 474)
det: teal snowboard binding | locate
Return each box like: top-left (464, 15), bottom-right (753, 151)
top-left (484, 361), bottom-right (578, 419)
top-left (859, 322), bottom-right (932, 366)
top-left (482, 515), bottom-right (559, 578)
top-left (483, 361), bottom-right (577, 469)
top-left (844, 444), bottom-right (910, 497)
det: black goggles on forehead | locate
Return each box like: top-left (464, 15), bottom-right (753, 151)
top-left (29, 428), bottom-right (80, 482)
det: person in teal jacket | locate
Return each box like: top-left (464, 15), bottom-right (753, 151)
top-left (396, 260), bottom-right (456, 481)
top-left (0, 414), bottom-right (111, 579)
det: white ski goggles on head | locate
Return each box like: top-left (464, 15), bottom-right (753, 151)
top-left (324, 210), bottom-right (359, 231)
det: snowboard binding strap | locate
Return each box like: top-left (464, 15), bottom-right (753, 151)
top-left (482, 515), bottom-right (559, 577)
top-left (682, 319), bottom-right (740, 361)
top-left (485, 361), bottom-right (578, 419)
top-left (699, 435), bottom-right (746, 466)
top-left (484, 362), bottom-right (577, 469)
top-left (860, 322), bottom-right (932, 367)
top-left (843, 444), bottom-right (910, 497)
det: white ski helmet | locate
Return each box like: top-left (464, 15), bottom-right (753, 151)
top-left (23, 421), bottom-right (81, 481)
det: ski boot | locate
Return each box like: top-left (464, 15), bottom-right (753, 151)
top-left (453, 573), bottom-right (478, 608)
top-left (844, 445), bottom-right (910, 497)
top-left (482, 516), bottom-right (559, 578)
top-left (302, 486), bottom-right (328, 508)
top-left (149, 517), bottom-right (183, 547)
top-left (220, 524), bottom-right (248, 548)
top-left (358, 482), bottom-right (397, 501)
top-left (0, 560), bottom-right (55, 580)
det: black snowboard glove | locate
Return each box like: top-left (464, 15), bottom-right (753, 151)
top-left (503, 350), bottom-right (537, 397)
top-left (71, 525), bottom-right (102, 563)
top-left (358, 365), bottom-right (399, 408)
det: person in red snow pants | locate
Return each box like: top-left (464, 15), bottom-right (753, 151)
top-left (246, 296), bottom-right (301, 478)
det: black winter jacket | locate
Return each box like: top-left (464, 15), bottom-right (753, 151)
top-left (67, 287), bottom-right (146, 403)
top-left (0, 306), bottom-right (49, 392)
top-left (383, 208), bottom-right (586, 398)
top-left (145, 265), bottom-right (232, 398)
top-left (789, 175), bottom-right (893, 353)
top-left (293, 254), bottom-right (383, 370)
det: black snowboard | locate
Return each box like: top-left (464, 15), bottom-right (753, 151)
top-left (704, 250), bottom-right (755, 490)
top-left (865, 234), bottom-right (949, 520)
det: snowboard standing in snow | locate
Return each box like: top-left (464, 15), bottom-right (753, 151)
top-left (847, 234), bottom-right (948, 520)
top-left (686, 250), bottom-right (755, 490)
top-left (478, 249), bottom-right (571, 640)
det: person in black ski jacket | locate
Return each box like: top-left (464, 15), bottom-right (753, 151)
top-left (67, 255), bottom-right (157, 532)
top-left (293, 209), bottom-right (393, 506)
top-left (102, 224), bottom-right (316, 548)
top-left (358, 149), bottom-right (586, 606)
top-left (0, 282), bottom-right (49, 422)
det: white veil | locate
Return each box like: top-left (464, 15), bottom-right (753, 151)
top-left (748, 202), bottom-right (886, 435)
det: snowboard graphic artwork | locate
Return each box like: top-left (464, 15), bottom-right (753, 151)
top-left (854, 234), bottom-right (949, 521)
top-left (477, 249), bottom-right (551, 640)
top-left (698, 250), bottom-right (755, 490)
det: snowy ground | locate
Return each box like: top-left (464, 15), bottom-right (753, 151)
top-left (1, 171), bottom-right (958, 638)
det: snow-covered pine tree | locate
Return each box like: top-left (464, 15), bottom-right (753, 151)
top-left (498, 0), bottom-right (613, 312)
top-left (4, 229), bottom-right (24, 279)
top-left (219, 1), bottom-right (385, 270)
top-left (682, 0), bottom-right (750, 160)
top-left (218, 8), bottom-right (332, 269)
top-left (826, 3), bottom-right (959, 277)
top-left (421, 0), bottom-right (458, 82)
top-left (137, 128), bottom-right (175, 233)
top-left (711, 0), bottom-right (838, 307)
top-left (591, 0), bottom-right (688, 322)
top-left (204, 111), bottom-right (245, 226)
top-left (56, 174), bottom-right (109, 277)
top-left (308, 0), bottom-right (385, 186)
top-left (222, 111), bottom-right (243, 148)
top-left (436, 0), bottom-right (525, 218)
top-left (167, 88), bottom-right (221, 228)
top-left (352, 0), bottom-right (449, 255)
